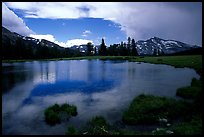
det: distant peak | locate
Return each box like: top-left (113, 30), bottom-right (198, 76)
top-left (150, 36), bottom-right (162, 40)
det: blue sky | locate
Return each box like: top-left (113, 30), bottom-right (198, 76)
top-left (24, 17), bottom-right (126, 46)
top-left (2, 2), bottom-right (202, 47)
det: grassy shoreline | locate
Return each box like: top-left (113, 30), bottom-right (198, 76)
top-left (3, 55), bottom-right (202, 75)
top-left (131, 55), bottom-right (202, 75)
top-left (2, 56), bottom-right (131, 63)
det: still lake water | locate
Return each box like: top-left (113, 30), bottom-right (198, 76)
top-left (2, 59), bottom-right (200, 135)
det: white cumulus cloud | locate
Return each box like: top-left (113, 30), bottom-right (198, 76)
top-left (2, 2), bottom-right (34, 36)
top-left (29, 34), bottom-right (93, 48)
top-left (55, 39), bottom-right (93, 48)
top-left (4, 2), bottom-right (202, 45)
top-left (29, 34), bottom-right (55, 42)
top-left (65, 39), bottom-right (93, 47)
top-left (2, 2), bottom-right (95, 48)
top-left (82, 30), bottom-right (91, 37)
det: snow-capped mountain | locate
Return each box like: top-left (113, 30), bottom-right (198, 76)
top-left (70, 44), bottom-right (88, 53)
top-left (70, 44), bottom-right (100, 54)
top-left (2, 26), bottom-right (64, 49)
top-left (136, 37), bottom-right (200, 55)
top-left (2, 26), bottom-right (201, 56)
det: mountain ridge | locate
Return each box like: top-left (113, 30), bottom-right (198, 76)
top-left (136, 36), bottom-right (199, 55)
top-left (2, 26), bottom-right (201, 56)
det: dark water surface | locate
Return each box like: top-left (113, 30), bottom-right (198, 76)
top-left (2, 59), bottom-right (200, 135)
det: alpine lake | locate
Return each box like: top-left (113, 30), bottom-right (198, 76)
top-left (2, 59), bottom-right (200, 135)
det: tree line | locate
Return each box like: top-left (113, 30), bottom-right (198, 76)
top-left (87, 37), bottom-right (139, 56)
top-left (102, 37), bottom-right (138, 56)
top-left (2, 36), bottom-right (139, 60)
top-left (2, 38), bottom-right (74, 59)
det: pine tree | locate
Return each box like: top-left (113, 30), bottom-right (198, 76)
top-left (119, 41), bottom-right (124, 56)
top-left (131, 38), bottom-right (138, 56)
top-left (123, 42), bottom-right (128, 56)
top-left (94, 46), bottom-right (97, 55)
top-left (99, 38), bottom-right (107, 56)
top-left (127, 37), bottom-right (131, 56)
top-left (86, 42), bottom-right (93, 56)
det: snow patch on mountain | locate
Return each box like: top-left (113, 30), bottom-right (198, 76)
top-left (136, 37), bottom-right (199, 55)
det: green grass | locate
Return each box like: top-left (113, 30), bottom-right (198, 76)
top-left (60, 103), bottom-right (78, 116)
top-left (66, 126), bottom-right (78, 135)
top-left (63, 56), bottom-right (132, 60)
top-left (3, 55), bottom-right (202, 74)
top-left (64, 115), bottom-right (153, 135)
top-left (176, 86), bottom-right (201, 99)
top-left (84, 116), bottom-right (110, 135)
top-left (176, 77), bottom-right (202, 99)
top-left (122, 94), bottom-right (193, 125)
top-left (80, 116), bottom-right (124, 135)
top-left (44, 103), bottom-right (77, 125)
top-left (191, 77), bottom-right (202, 87)
top-left (44, 109), bottom-right (61, 125)
top-left (67, 113), bottom-right (202, 135)
top-left (2, 56), bottom-right (131, 63)
top-left (131, 55), bottom-right (202, 74)
top-left (171, 115), bottom-right (202, 135)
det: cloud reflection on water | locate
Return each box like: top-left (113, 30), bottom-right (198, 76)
top-left (2, 60), bottom-right (200, 135)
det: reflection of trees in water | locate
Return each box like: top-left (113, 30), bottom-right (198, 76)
top-left (128, 63), bottom-right (136, 78)
top-left (39, 62), bottom-right (56, 83)
top-left (2, 71), bottom-right (15, 93)
top-left (40, 62), bottom-right (48, 81)
top-left (88, 60), bottom-right (94, 81)
top-left (83, 94), bottom-right (96, 106)
top-left (2, 64), bottom-right (27, 93)
top-left (101, 60), bottom-right (106, 81)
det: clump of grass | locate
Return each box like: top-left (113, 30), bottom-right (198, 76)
top-left (83, 116), bottom-right (111, 135)
top-left (122, 94), bottom-right (192, 125)
top-left (118, 129), bottom-right (152, 135)
top-left (176, 86), bottom-right (201, 99)
top-left (65, 126), bottom-right (78, 135)
top-left (44, 104), bottom-right (61, 125)
top-left (171, 115), bottom-right (202, 135)
top-left (44, 103), bottom-right (77, 125)
top-left (89, 116), bottom-right (107, 127)
top-left (157, 58), bottom-right (163, 62)
top-left (87, 117), bottom-right (123, 135)
top-left (191, 77), bottom-right (202, 87)
top-left (60, 103), bottom-right (78, 116)
top-left (176, 77), bottom-right (202, 99)
top-left (67, 116), bottom-right (119, 135)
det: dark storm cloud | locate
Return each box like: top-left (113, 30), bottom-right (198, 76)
top-left (160, 2), bottom-right (202, 45)
top-left (115, 2), bottom-right (202, 46)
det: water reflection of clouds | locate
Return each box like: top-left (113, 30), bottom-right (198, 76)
top-left (2, 60), bottom-right (200, 135)
top-left (31, 60), bottom-right (127, 86)
top-left (31, 60), bottom-right (93, 85)
top-left (32, 61), bottom-right (56, 84)
top-left (2, 82), bottom-right (33, 115)
top-left (26, 87), bottom-right (128, 127)
top-left (69, 60), bottom-right (88, 81)
top-left (31, 81), bottom-right (135, 126)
